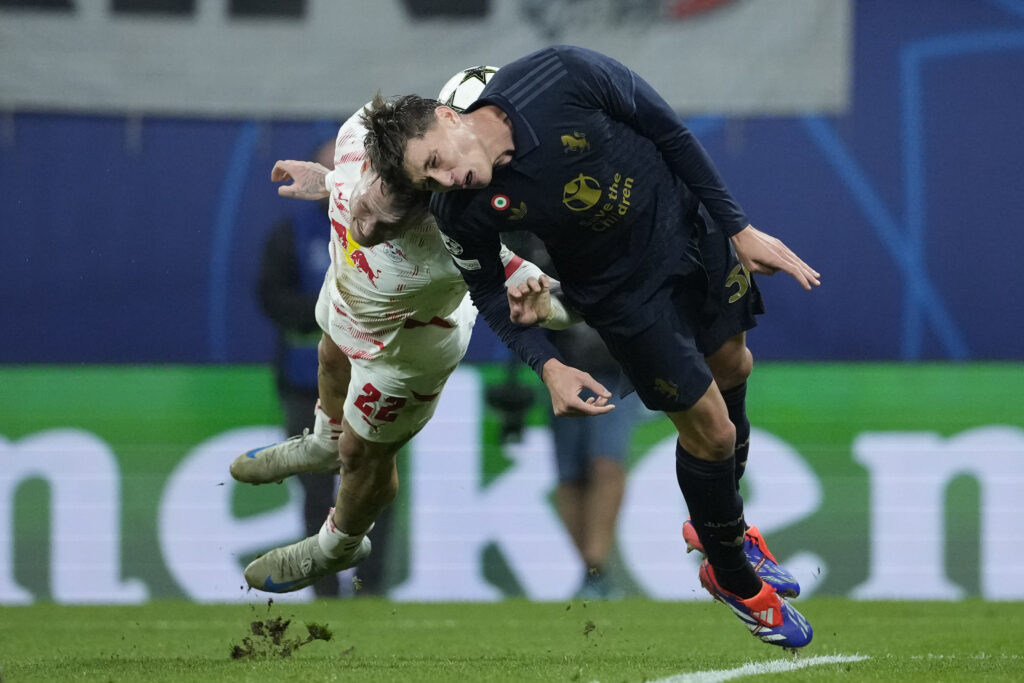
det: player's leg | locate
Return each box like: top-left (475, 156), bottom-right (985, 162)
top-left (598, 310), bottom-right (754, 594)
top-left (598, 304), bottom-right (809, 646)
top-left (667, 390), bottom-right (810, 648)
top-left (697, 332), bottom-right (801, 598)
top-left (331, 426), bottom-right (407, 535)
top-left (676, 213), bottom-right (808, 646)
top-left (665, 382), bottom-right (759, 596)
top-left (244, 349), bottom-right (457, 593)
top-left (280, 387), bottom-right (342, 597)
top-left (706, 332), bottom-right (753, 489)
top-left (242, 422), bottom-right (409, 594)
top-left (555, 481), bottom-right (586, 562)
top-left (229, 333), bottom-right (348, 484)
top-left (315, 331), bottom-right (352, 434)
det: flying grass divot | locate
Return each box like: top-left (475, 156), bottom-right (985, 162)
top-left (229, 599), bottom-right (335, 659)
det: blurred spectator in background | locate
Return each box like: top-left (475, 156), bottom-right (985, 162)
top-left (255, 139), bottom-right (392, 597)
top-left (503, 233), bottom-right (640, 600)
top-left (550, 324), bottom-right (641, 600)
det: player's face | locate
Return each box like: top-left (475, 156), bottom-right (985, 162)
top-left (403, 108), bottom-right (493, 193)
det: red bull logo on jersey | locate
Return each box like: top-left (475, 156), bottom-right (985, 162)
top-left (333, 217), bottom-right (381, 288)
top-left (348, 248), bottom-right (381, 288)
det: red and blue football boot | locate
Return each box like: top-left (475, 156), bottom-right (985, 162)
top-left (684, 520), bottom-right (801, 598)
top-left (698, 560), bottom-right (813, 650)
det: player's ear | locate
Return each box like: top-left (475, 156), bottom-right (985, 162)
top-left (436, 105), bottom-right (460, 126)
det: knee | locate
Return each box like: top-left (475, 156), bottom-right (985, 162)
top-left (703, 420), bottom-right (737, 461)
top-left (318, 336), bottom-right (349, 377)
top-left (711, 345), bottom-right (753, 390)
top-left (590, 455), bottom-right (626, 481)
top-left (679, 416), bottom-right (736, 462)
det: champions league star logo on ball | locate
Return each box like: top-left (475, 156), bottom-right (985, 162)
top-left (438, 66), bottom-right (499, 112)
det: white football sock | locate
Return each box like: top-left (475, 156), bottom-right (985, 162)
top-left (317, 508), bottom-right (373, 559)
top-left (313, 400), bottom-right (344, 449)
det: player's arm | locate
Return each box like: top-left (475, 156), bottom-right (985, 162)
top-left (435, 207), bottom-right (611, 416)
top-left (499, 245), bottom-right (580, 329)
top-left (619, 59), bottom-right (820, 288)
top-left (493, 263), bottom-right (614, 416)
top-left (563, 47), bottom-right (819, 289)
top-left (271, 160), bottom-right (332, 200)
top-left (540, 357), bottom-right (614, 417)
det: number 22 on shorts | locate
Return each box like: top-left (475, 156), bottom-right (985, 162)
top-left (353, 382), bottom-right (407, 423)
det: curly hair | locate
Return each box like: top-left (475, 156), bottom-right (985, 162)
top-left (361, 93), bottom-right (441, 194)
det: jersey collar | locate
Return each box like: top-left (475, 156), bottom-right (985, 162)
top-left (471, 94), bottom-right (542, 181)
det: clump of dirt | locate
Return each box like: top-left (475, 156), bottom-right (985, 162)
top-left (230, 616), bottom-right (334, 659)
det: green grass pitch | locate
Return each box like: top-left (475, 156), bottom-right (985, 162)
top-left (1, 598), bottom-right (1022, 681)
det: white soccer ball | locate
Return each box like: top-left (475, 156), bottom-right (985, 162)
top-left (438, 66), bottom-right (499, 113)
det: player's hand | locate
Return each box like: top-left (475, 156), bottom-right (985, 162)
top-left (271, 160), bottom-right (331, 200)
top-left (541, 358), bottom-right (615, 417)
top-left (731, 224), bottom-right (820, 290)
top-left (507, 275), bottom-right (552, 326)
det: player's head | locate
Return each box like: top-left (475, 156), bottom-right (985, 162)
top-left (361, 93), bottom-right (440, 193)
top-left (362, 93), bottom-right (494, 195)
top-left (348, 160), bottom-right (430, 245)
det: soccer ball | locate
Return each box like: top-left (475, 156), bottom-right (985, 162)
top-left (438, 66), bottom-right (499, 113)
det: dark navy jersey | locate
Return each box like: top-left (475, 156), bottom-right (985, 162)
top-left (431, 45), bottom-right (750, 376)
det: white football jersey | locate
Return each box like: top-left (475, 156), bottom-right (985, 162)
top-left (320, 109), bottom-right (470, 362)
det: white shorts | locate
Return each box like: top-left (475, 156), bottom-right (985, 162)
top-left (315, 278), bottom-right (476, 443)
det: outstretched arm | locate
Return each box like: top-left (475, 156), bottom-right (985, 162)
top-left (541, 358), bottom-right (615, 417)
top-left (271, 160), bottom-right (332, 200)
top-left (731, 224), bottom-right (821, 290)
top-left (565, 47), bottom-right (822, 291)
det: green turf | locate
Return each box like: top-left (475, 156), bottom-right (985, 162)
top-left (0, 598), bottom-right (1021, 682)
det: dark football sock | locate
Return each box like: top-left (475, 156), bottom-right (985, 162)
top-left (721, 382), bottom-right (751, 492)
top-left (675, 441), bottom-right (760, 598)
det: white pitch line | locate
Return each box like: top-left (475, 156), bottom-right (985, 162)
top-left (647, 654), bottom-right (869, 683)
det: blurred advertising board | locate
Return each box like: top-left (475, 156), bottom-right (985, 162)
top-left (1, 362), bottom-right (1021, 603)
top-left (0, 0), bottom-right (849, 116)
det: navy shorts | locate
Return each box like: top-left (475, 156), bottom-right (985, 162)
top-left (597, 212), bottom-right (764, 412)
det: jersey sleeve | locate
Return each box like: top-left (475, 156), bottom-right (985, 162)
top-left (432, 195), bottom-right (564, 376)
top-left (324, 105), bottom-right (371, 194)
top-left (558, 46), bottom-right (750, 236)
